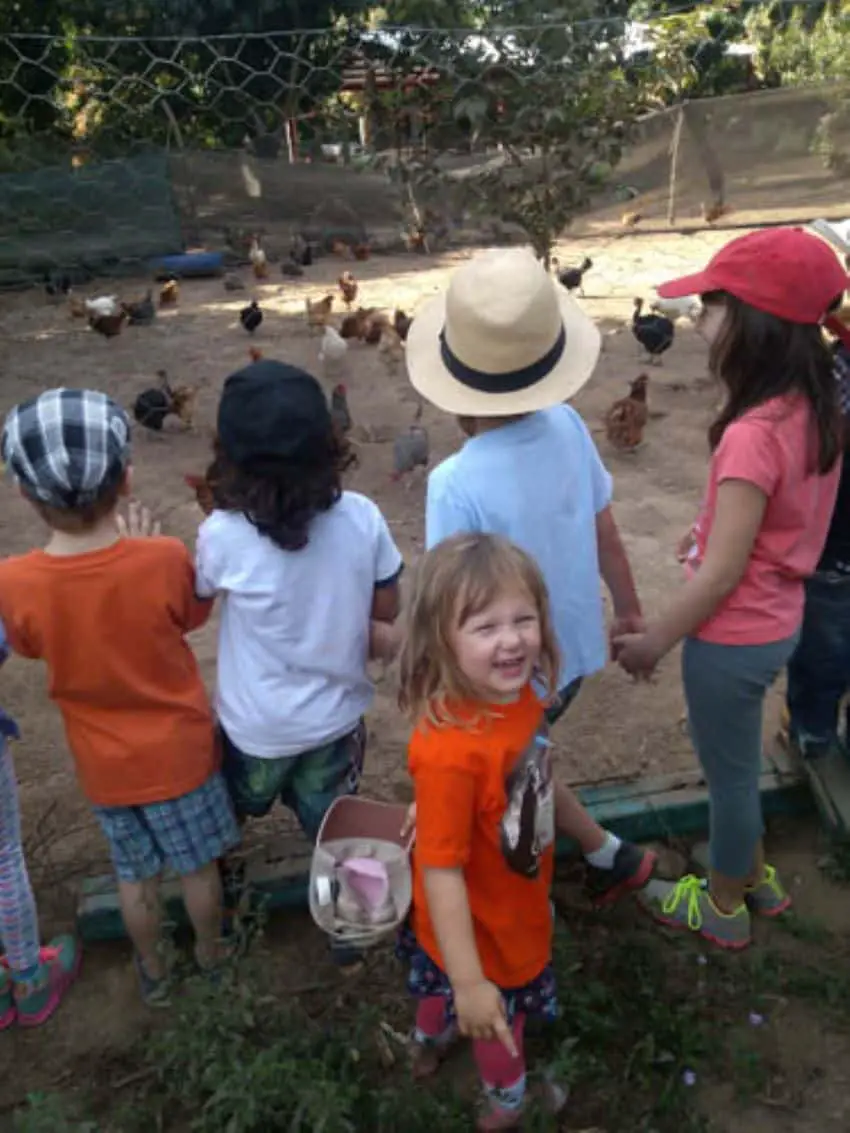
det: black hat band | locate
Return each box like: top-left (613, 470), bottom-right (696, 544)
top-left (438, 324), bottom-right (566, 394)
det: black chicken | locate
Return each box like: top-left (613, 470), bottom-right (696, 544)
top-left (240, 300), bottom-right (263, 334)
top-left (554, 256), bottom-right (593, 295)
top-left (44, 271), bottom-right (72, 299)
top-left (133, 371), bottom-right (174, 432)
top-left (632, 298), bottom-right (674, 365)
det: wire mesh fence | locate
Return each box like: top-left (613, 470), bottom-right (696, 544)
top-left (0, 24), bottom-right (849, 285)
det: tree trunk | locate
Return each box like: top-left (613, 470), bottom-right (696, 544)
top-left (682, 101), bottom-right (724, 205)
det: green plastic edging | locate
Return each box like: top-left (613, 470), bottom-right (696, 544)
top-left (76, 775), bottom-right (814, 944)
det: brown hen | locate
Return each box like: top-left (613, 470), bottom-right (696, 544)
top-left (604, 374), bottom-right (649, 451)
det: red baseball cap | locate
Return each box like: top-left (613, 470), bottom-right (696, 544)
top-left (657, 228), bottom-right (849, 342)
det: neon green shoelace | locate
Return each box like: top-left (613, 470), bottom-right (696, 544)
top-left (661, 875), bottom-right (706, 930)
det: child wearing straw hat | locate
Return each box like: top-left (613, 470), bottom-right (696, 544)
top-left (405, 247), bottom-right (655, 903)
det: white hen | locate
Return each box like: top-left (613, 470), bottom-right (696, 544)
top-left (84, 295), bottom-right (120, 318)
top-left (651, 296), bottom-right (700, 322)
top-left (319, 325), bottom-right (348, 379)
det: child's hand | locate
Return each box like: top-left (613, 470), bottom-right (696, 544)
top-left (613, 631), bottom-right (661, 679)
top-left (116, 499), bottom-right (161, 539)
top-left (400, 802), bottom-right (416, 839)
top-left (675, 529), bottom-right (696, 563)
top-left (453, 980), bottom-right (517, 1056)
top-left (609, 613), bottom-right (645, 661)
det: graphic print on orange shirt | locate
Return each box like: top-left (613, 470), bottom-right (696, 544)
top-left (500, 727), bottom-right (555, 879)
top-left (409, 684), bottom-right (554, 990)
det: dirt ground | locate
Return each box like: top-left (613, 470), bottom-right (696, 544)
top-left (0, 226), bottom-right (836, 1129)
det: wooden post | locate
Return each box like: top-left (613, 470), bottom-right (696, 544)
top-left (667, 103), bottom-right (685, 227)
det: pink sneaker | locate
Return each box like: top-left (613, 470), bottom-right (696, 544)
top-left (13, 935), bottom-right (81, 1028)
top-left (476, 1075), bottom-right (569, 1131)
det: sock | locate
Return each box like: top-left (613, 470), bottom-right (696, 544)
top-left (585, 831), bottom-right (621, 869)
top-left (483, 1073), bottom-right (526, 1112)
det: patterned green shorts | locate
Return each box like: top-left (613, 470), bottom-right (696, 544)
top-left (220, 721), bottom-right (366, 842)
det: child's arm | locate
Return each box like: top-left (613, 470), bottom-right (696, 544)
top-left (616, 479), bottom-right (766, 674)
top-left (596, 505), bottom-right (644, 646)
top-left (424, 867), bottom-right (517, 1054)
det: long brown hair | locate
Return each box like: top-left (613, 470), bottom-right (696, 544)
top-left (397, 532), bottom-right (560, 728)
top-left (705, 291), bottom-right (842, 474)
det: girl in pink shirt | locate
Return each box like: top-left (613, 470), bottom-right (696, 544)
top-left (615, 228), bottom-right (847, 949)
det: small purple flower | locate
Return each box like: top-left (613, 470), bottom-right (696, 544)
top-left (749, 1011), bottom-right (765, 1027)
top-left (682, 1069), bottom-right (697, 1087)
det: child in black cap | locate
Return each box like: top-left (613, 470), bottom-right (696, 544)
top-left (195, 360), bottom-right (403, 954)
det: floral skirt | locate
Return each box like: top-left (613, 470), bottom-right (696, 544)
top-left (396, 924), bottom-right (559, 1025)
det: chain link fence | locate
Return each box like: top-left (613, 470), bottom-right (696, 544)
top-left (0, 25), bottom-right (849, 285)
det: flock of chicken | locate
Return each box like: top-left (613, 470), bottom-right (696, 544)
top-left (552, 253), bottom-right (696, 452)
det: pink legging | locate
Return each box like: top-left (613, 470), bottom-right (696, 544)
top-left (416, 995), bottom-right (526, 1091)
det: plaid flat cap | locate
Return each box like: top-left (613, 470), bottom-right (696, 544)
top-left (1, 388), bottom-right (131, 510)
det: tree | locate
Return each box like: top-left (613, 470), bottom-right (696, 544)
top-left (372, 2), bottom-right (640, 266)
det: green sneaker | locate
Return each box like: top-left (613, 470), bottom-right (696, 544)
top-left (0, 962), bottom-right (15, 1030)
top-left (639, 875), bottom-right (752, 951)
top-left (745, 865), bottom-right (792, 918)
top-left (12, 935), bottom-right (81, 1027)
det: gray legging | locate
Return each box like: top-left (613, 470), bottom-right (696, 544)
top-left (682, 632), bottom-right (799, 878)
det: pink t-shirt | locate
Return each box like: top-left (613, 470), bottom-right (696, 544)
top-left (688, 394), bottom-right (841, 645)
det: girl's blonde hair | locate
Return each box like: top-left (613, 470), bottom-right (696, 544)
top-left (398, 532), bottom-right (560, 727)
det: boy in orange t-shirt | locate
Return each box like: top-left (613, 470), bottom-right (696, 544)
top-left (0, 389), bottom-right (240, 1005)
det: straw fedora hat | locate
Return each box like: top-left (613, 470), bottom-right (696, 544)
top-left (406, 247), bottom-right (601, 417)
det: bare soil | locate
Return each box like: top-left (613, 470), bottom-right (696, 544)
top-left (0, 227), bottom-right (840, 1131)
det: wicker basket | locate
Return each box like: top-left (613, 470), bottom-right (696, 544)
top-left (308, 796), bottom-right (414, 949)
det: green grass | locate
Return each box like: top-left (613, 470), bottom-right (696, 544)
top-left (11, 889), bottom-right (850, 1133)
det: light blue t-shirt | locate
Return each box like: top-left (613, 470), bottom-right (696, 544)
top-left (425, 405), bottom-right (613, 687)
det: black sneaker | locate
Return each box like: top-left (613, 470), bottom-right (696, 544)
top-left (585, 842), bottom-right (657, 906)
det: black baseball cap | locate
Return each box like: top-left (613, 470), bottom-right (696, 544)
top-left (217, 360), bottom-right (332, 463)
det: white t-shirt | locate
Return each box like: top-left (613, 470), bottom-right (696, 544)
top-left (195, 491), bottom-right (403, 758)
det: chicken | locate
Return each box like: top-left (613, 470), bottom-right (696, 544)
top-left (240, 300), bottom-right (263, 334)
top-left (353, 243), bottom-right (371, 262)
top-left (133, 372), bottom-right (197, 434)
top-left (650, 296), bottom-right (700, 322)
top-left (319, 325), bottom-right (348, 379)
top-left (122, 289), bottom-right (156, 326)
top-left (340, 308), bottom-right (370, 340)
top-left (405, 226), bottom-right (428, 254)
top-left (621, 211), bottom-right (642, 228)
top-left (604, 374), bottom-right (649, 452)
top-left (331, 383), bottom-right (352, 436)
top-left (89, 310), bottom-right (128, 338)
top-left (224, 273), bottom-right (245, 291)
top-left (701, 201), bottom-right (733, 224)
top-left (290, 233), bottom-right (312, 267)
top-left (45, 272), bottom-right (71, 301)
top-left (68, 294), bottom-right (88, 318)
top-left (392, 402), bottom-right (429, 482)
top-left (249, 346), bottom-right (264, 363)
top-left (159, 279), bottom-right (179, 306)
top-left (339, 271), bottom-right (358, 310)
top-left (332, 240), bottom-right (353, 260)
top-left (184, 473), bottom-right (216, 516)
top-left (632, 298), bottom-right (674, 365)
top-left (249, 235), bottom-right (268, 280)
top-left (553, 257), bottom-right (593, 296)
top-left (306, 294), bottom-right (334, 331)
top-left (85, 295), bottom-right (120, 318)
top-left (378, 326), bottom-right (405, 377)
top-left (362, 309), bottom-right (390, 345)
top-left (393, 309), bottom-right (413, 342)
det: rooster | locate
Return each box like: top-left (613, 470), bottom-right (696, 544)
top-left (604, 375), bottom-right (649, 452)
top-left (632, 298), bottom-right (673, 365)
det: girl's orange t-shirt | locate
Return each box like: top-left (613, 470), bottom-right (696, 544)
top-left (408, 683), bottom-right (555, 990)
